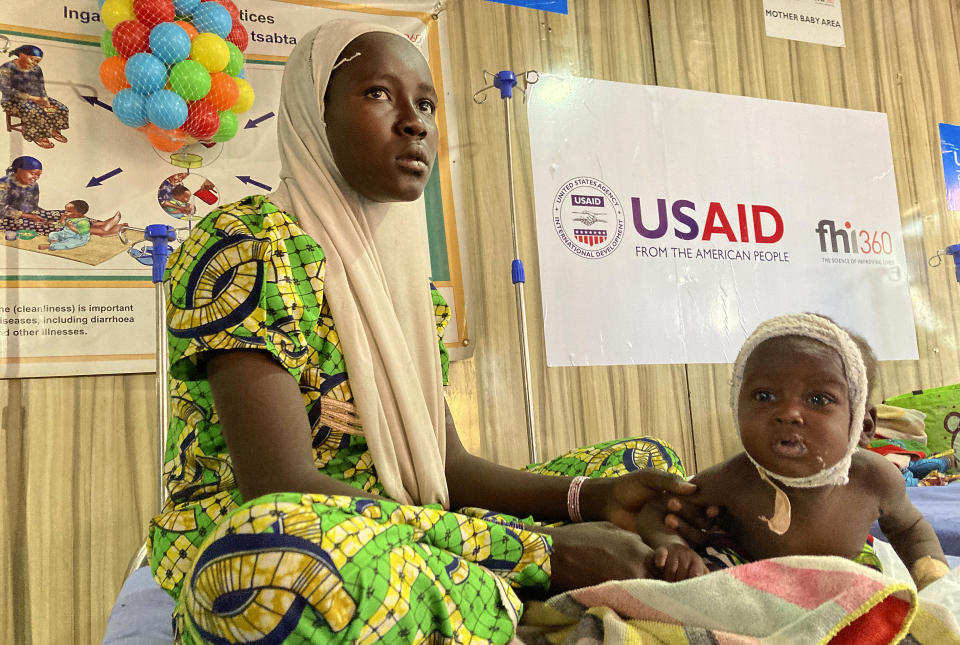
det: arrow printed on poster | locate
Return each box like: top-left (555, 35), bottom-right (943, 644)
top-left (244, 112), bottom-right (275, 129)
top-left (236, 176), bottom-right (272, 191)
top-left (86, 168), bottom-right (123, 187)
top-left (81, 95), bottom-right (113, 111)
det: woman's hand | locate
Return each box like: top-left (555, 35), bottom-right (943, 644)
top-left (583, 470), bottom-right (719, 546)
top-left (539, 522), bottom-right (654, 592)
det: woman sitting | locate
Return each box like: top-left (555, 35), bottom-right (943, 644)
top-left (0, 155), bottom-right (42, 234)
top-left (149, 20), bottom-right (713, 644)
top-left (0, 45), bottom-right (69, 149)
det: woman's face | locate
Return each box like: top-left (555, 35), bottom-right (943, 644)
top-left (324, 32), bottom-right (439, 203)
top-left (15, 167), bottom-right (41, 185)
top-left (16, 53), bottom-right (42, 71)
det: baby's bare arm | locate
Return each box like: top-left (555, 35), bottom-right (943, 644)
top-left (870, 453), bottom-right (947, 578)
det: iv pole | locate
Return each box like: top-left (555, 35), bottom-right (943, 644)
top-left (122, 223), bottom-right (178, 575)
top-left (474, 70), bottom-right (541, 464)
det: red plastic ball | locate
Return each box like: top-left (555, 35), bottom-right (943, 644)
top-left (225, 19), bottom-right (248, 52)
top-left (133, 0), bottom-right (175, 29)
top-left (204, 0), bottom-right (240, 21)
top-left (112, 20), bottom-right (151, 58)
top-left (184, 99), bottom-right (220, 140)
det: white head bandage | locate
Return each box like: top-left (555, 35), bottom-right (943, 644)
top-left (730, 313), bottom-right (867, 532)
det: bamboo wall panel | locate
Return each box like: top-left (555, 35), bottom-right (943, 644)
top-left (446, 0), bottom-right (696, 470)
top-left (2, 374), bottom-right (155, 643)
top-left (4, 0), bottom-right (960, 642)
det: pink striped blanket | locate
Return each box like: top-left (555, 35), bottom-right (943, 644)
top-left (514, 556), bottom-right (960, 645)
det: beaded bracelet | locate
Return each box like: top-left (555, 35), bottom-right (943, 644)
top-left (566, 475), bottom-right (589, 523)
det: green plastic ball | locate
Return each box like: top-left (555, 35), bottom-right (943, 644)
top-left (100, 30), bottom-right (119, 57)
top-left (224, 41), bottom-right (243, 77)
top-left (169, 59), bottom-right (211, 102)
top-left (212, 109), bottom-right (238, 142)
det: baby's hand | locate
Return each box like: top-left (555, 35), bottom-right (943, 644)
top-left (652, 543), bottom-right (709, 582)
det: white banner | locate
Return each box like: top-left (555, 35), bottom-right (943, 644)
top-left (528, 75), bottom-right (917, 366)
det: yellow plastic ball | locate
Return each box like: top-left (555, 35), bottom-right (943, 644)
top-left (232, 77), bottom-right (255, 113)
top-left (101, 0), bottom-right (136, 30)
top-left (189, 33), bottom-right (229, 73)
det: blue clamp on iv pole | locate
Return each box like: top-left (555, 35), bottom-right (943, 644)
top-left (930, 244), bottom-right (960, 284)
top-left (946, 244), bottom-right (960, 282)
top-left (475, 69), bottom-right (540, 464)
top-left (493, 70), bottom-right (517, 99)
top-left (144, 224), bottom-right (176, 510)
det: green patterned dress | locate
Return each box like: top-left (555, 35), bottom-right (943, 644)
top-left (149, 195), bottom-right (685, 644)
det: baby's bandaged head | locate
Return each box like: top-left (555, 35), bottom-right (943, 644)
top-left (730, 313), bottom-right (867, 532)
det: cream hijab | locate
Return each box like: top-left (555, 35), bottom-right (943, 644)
top-left (269, 20), bottom-right (448, 507)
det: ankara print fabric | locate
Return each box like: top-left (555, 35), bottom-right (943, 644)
top-left (150, 195), bottom-right (453, 598)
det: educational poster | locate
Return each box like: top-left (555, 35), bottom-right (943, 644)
top-left (0, 0), bottom-right (469, 378)
top-left (939, 122), bottom-right (960, 212)
top-left (528, 75), bottom-right (917, 366)
top-left (762, 0), bottom-right (845, 48)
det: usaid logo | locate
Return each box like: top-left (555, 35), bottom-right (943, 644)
top-left (553, 177), bottom-right (625, 259)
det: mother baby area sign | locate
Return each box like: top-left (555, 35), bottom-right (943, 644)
top-left (528, 75), bottom-right (917, 366)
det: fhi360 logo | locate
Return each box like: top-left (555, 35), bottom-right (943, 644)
top-left (553, 177), bottom-right (625, 258)
top-left (815, 219), bottom-right (895, 255)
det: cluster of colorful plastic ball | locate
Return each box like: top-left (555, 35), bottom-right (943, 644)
top-left (98, 0), bottom-right (254, 151)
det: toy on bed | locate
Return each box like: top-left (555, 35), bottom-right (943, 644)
top-left (865, 403), bottom-right (959, 485)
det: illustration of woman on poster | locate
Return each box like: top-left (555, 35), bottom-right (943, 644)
top-left (0, 155), bottom-right (42, 235)
top-left (0, 45), bottom-right (69, 149)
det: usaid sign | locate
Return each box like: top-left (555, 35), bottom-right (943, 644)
top-left (528, 75), bottom-right (917, 366)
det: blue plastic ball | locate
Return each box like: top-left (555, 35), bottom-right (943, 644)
top-left (98, 0), bottom-right (107, 8)
top-left (150, 22), bottom-right (192, 64)
top-left (146, 89), bottom-right (188, 129)
top-left (125, 52), bottom-right (168, 94)
top-left (112, 89), bottom-right (149, 127)
top-left (191, 2), bottom-right (231, 38)
top-left (172, 0), bottom-right (200, 15)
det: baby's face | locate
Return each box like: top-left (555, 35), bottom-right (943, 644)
top-left (738, 336), bottom-right (851, 479)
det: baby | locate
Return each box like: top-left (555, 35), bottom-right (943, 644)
top-left (37, 201), bottom-right (124, 250)
top-left (637, 313), bottom-right (948, 589)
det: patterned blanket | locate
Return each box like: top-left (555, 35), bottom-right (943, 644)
top-left (514, 556), bottom-right (960, 645)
